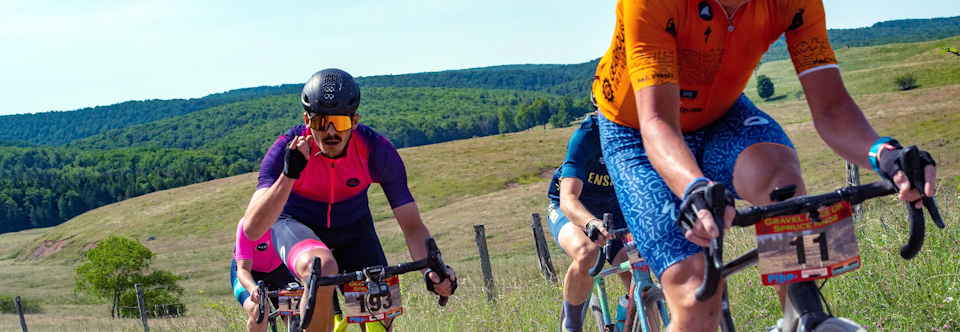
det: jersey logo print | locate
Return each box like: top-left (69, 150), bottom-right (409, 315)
top-left (256, 243), bottom-right (269, 251)
top-left (346, 178), bottom-right (360, 187)
top-left (666, 18), bottom-right (677, 37)
top-left (744, 116), bottom-right (770, 126)
top-left (698, 2), bottom-right (713, 21)
top-left (603, 78), bottom-right (615, 102)
top-left (787, 9), bottom-right (805, 31)
top-left (704, 27), bottom-right (712, 43)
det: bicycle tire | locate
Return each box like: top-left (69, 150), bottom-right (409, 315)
top-left (557, 298), bottom-right (606, 332)
top-left (288, 316), bottom-right (303, 332)
top-left (588, 296), bottom-right (607, 332)
top-left (811, 317), bottom-right (865, 332)
top-left (625, 287), bottom-right (667, 332)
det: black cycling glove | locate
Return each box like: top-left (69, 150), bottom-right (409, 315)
top-left (677, 179), bottom-right (735, 232)
top-left (423, 266), bottom-right (458, 296)
top-left (283, 137), bottom-right (309, 179)
top-left (875, 142), bottom-right (936, 183)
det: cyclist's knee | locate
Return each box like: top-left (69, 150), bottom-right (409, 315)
top-left (734, 143), bottom-right (805, 203)
top-left (294, 248), bottom-right (338, 281)
top-left (571, 242), bottom-right (600, 270)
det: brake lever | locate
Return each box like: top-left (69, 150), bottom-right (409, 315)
top-left (588, 213), bottom-right (613, 277)
top-left (255, 280), bottom-right (266, 324)
top-left (425, 238), bottom-right (451, 306)
top-left (694, 183), bottom-right (725, 301)
top-left (299, 256), bottom-right (322, 330)
top-left (901, 146), bottom-right (944, 228)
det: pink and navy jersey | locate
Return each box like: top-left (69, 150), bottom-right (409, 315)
top-left (258, 124), bottom-right (415, 229)
top-left (233, 218), bottom-right (283, 273)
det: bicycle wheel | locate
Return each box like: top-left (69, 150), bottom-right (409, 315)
top-left (811, 317), bottom-right (865, 332)
top-left (288, 316), bottom-right (303, 332)
top-left (558, 298), bottom-right (606, 332)
top-left (625, 287), bottom-right (667, 332)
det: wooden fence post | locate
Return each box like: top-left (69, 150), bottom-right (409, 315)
top-left (135, 283), bottom-right (150, 332)
top-left (846, 162), bottom-right (862, 222)
top-left (530, 213), bottom-right (557, 283)
top-left (474, 224), bottom-right (496, 303)
top-left (15, 296), bottom-right (28, 332)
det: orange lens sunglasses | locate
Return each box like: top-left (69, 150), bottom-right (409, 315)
top-left (308, 115), bottom-right (353, 131)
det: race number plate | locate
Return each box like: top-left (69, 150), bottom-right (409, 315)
top-left (277, 288), bottom-right (304, 316)
top-left (342, 275), bottom-right (403, 324)
top-left (622, 233), bottom-right (649, 272)
top-left (756, 201), bottom-right (861, 286)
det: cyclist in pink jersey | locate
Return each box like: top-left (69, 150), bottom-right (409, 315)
top-left (231, 218), bottom-right (294, 332)
top-left (243, 68), bottom-right (456, 332)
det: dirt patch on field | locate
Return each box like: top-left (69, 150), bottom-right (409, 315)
top-left (541, 167), bottom-right (558, 178)
top-left (29, 238), bottom-right (71, 259)
top-left (82, 242), bottom-right (97, 252)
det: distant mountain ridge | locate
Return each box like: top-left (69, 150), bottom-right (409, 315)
top-left (762, 15), bottom-right (960, 62)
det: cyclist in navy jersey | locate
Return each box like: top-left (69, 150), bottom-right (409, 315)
top-left (547, 113), bottom-right (634, 332)
top-left (242, 68), bottom-right (456, 332)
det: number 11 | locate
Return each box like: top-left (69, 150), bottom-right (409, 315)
top-left (789, 232), bottom-right (829, 264)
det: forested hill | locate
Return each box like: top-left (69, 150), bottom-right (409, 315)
top-left (0, 85), bottom-right (302, 147)
top-left (762, 15), bottom-right (960, 62)
top-left (0, 87), bottom-right (592, 234)
top-left (355, 59), bottom-right (600, 97)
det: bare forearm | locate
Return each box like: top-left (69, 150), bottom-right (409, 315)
top-left (641, 119), bottom-right (704, 197)
top-left (812, 98), bottom-right (878, 168)
top-left (560, 194), bottom-right (600, 229)
top-left (394, 202), bottom-right (432, 262)
top-left (237, 262), bottom-right (258, 292)
top-left (243, 177), bottom-right (295, 240)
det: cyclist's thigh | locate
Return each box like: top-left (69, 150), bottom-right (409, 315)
top-left (699, 94), bottom-right (796, 198)
top-left (230, 259), bottom-right (252, 305)
top-left (597, 112), bottom-right (701, 279)
top-left (547, 202), bottom-right (572, 256)
top-left (319, 213), bottom-right (388, 274)
top-left (271, 215), bottom-right (331, 280)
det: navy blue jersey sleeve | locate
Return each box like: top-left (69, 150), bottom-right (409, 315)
top-left (559, 117), bottom-right (600, 182)
top-left (257, 125), bottom-right (303, 190)
top-left (368, 135), bottom-right (416, 209)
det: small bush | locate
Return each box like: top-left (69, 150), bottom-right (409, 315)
top-left (894, 74), bottom-right (919, 91)
top-left (757, 75), bottom-right (775, 100)
top-left (0, 294), bottom-right (45, 314)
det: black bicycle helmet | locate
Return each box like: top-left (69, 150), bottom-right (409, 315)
top-left (301, 68), bottom-right (361, 115)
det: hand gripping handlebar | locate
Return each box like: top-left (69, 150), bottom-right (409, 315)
top-left (676, 182), bottom-right (726, 301)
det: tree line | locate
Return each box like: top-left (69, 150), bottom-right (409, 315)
top-left (762, 15), bottom-right (960, 62)
top-left (0, 87), bottom-right (592, 234)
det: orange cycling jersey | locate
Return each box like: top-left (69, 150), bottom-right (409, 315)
top-left (593, 0), bottom-right (838, 131)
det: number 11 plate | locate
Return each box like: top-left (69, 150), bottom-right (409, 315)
top-left (342, 275), bottom-right (403, 324)
top-left (756, 201), bottom-right (861, 286)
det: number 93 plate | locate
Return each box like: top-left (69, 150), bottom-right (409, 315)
top-left (342, 275), bottom-right (403, 324)
top-left (756, 201), bottom-right (861, 286)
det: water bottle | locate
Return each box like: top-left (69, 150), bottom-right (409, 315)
top-left (615, 294), bottom-right (629, 331)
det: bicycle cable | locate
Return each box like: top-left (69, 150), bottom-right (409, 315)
top-left (817, 278), bottom-right (834, 317)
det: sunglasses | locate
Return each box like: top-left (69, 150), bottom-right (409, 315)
top-left (308, 114), bottom-right (354, 132)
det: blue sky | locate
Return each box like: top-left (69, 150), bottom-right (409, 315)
top-left (1, 0), bottom-right (958, 116)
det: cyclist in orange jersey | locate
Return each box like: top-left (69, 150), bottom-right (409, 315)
top-left (592, 0), bottom-right (938, 330)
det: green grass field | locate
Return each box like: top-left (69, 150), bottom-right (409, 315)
top-left (2, 36), bottom-right (959, 331)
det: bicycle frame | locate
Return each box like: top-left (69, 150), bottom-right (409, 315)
top-left (585, 259), bottom-right (669, 332)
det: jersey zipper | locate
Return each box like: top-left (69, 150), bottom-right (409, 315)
top-left (714, 0), bottom-right (747, 32)
top-left (327, 160), bottom-right (336, 228)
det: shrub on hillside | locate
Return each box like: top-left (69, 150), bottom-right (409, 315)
top-left (0, 294), bottom-right (44, 314)
top-left (757, 75), bottom-right (775, 100)
top-left (894, 74), bottom-right (919, 91)
top-left (74, 236), bottom-right (185, 317)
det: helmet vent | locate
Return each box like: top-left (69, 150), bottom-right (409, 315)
top-left (321, 72), bottom-right (340, 100)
